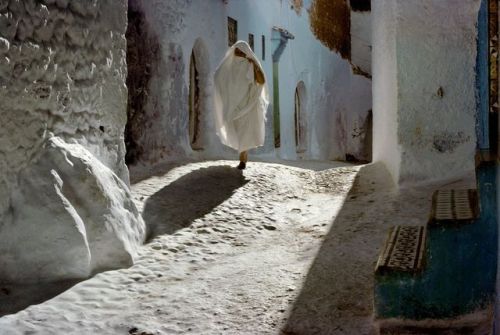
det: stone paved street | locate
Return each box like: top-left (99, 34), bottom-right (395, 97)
top-left (0, 160), bottom-right (435, 334)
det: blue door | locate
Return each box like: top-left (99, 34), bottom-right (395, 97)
top-left (477, 0), bottom-right (489, 150)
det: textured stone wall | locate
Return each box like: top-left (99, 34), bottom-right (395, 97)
top-left (0, 0), bottom-right (128, 220)
top-left (396, 0), bottom-right (479, 184)
top-left (0, 0), bottom-right (143, 283)
top-left (125, 0), bottom-right (161, 165)
top-left (124, 0), bottom-right (198, 165)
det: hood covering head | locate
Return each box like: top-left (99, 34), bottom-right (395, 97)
top-left (213, 40), bottom-right (269, 152)
top-left (217, 41), bottom-right (266, 82)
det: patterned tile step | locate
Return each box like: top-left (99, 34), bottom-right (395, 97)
top-left (431, 189), bottom-right (479, 222)
top-left (376, 225), bottom-right (427, 275)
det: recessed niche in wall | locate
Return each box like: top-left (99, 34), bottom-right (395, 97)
top-left (295, 81), bottom-right (307, 153)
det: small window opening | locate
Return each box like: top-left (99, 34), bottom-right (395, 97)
top-left (261, 35), bottom-right (266, 60)
top-left (248, 33), bottom-right (254, 51)
top-left (228, 17), bottom-right (238, 47)
top-left (294, 82), bottom-right (307, 153)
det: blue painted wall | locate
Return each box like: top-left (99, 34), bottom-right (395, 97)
top-left (375, 163), bottom-right (498, 320)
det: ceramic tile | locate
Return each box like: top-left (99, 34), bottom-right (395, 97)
top-left (431, 189), bottom-right (479, 221)
top-left (376, 225), bottom-right (426, 274)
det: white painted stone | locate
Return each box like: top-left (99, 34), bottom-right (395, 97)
top-left (372, 0), bottom-right (479, 184)
top-left (0, 136), bottom-right (145, 283)
top-left (0, 0), bottom-right (138, 282)
top-left (372, 0), bottom-right (401, 182)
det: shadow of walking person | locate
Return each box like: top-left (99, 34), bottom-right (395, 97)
top-left (142, 165), bottom-right (248, 241)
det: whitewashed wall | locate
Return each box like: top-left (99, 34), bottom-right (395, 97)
top-left (0, 0), bottom-right (129, 224)
top-left (0, 0), bottom-right (144, 283)
top-left (351, 11), bottom-right (371, 76)
top-left (373, 0), bottom-right (480, 185)
top-left (129, 0), bottom-right (373, 164)
top-left (372, 0), bottom-right (400, 182)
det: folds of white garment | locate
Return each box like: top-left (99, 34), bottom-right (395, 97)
top-left (214, 42), bottom-right (269, 153)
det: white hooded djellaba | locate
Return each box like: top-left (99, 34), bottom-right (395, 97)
top-left (214, 41), bottom-right (269, 153)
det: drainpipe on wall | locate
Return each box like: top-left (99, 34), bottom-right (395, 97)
top-left (271, 27), bottom-right (294, 149)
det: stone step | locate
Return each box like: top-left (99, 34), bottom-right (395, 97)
top-left (430, 189), bottom-right (479, 222)
top-left (375, 225), bottom-right (427, 275)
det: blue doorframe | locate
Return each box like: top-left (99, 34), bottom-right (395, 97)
top-left (477, 0), bottom-right (490, 150)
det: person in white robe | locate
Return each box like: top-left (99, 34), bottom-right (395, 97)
top-left (214, 40), bottom-right (269, 169)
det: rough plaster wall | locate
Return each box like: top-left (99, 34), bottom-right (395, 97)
top-left (127, 0), bottom-right (228, 164)
top-left (396, 0), bottom-right (480, 184)
top-left (373, 0), bottom-right (480, 185)
top-left (334, 73), bottom-right (372, 161)
top-left (125, 1), bottom-right (161, 165)
top-left (372, 0), bottom-right (400, 182)
top-left (0, 0), bottom-right (139, 282)
top-left (0, 0), bottom-right (128, 214)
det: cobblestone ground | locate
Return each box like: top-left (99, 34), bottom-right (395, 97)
top-left (0, 160), bottom-right (434, 335)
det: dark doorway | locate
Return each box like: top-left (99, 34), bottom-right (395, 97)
top-left (189, 51), bottom-right (202, 150)
top-left (125, 1), bottom-right (160, 165)
top-left (294, 81), bottom-right (307, 154)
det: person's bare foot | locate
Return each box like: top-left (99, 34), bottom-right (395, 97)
top-left (237, 161), bottom-right (246, 170)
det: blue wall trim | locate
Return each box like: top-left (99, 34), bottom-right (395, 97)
top-left (476, 0), bottom-right (489, 150)
top-left (375, 164), bottom-right (498, 320)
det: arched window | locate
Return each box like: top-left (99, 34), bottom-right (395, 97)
top-left (188, 39), bottom-right (210, 151)
top-left (295, 82), bottom-right (307, 153)
top-left (189, 51), bottom-right (201, 150)
top-left (294, 88), bottom-right (301, 149)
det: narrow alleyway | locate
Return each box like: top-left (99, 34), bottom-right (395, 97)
top-left (0, 160), bottom-right (434, 335)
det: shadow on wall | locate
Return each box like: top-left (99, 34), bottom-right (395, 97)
top-left (0, 280), bottom-right (80, 317)
top-left (125, 0), bottom-right (161, 165)
top-left (142, 166), bottom-right (248, 241)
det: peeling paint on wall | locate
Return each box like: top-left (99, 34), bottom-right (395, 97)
top-left (309, 0), bottom-right (351, 60)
